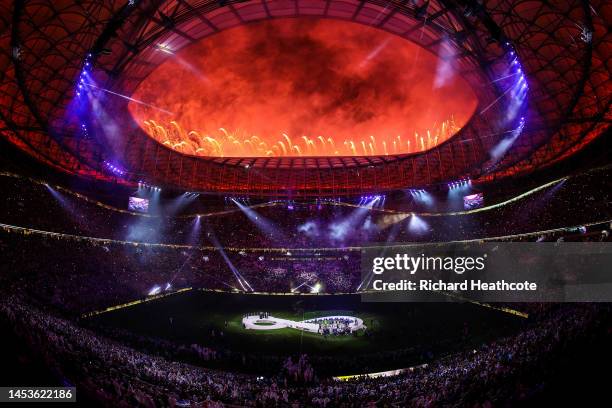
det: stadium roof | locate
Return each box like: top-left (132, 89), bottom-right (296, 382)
top-left (0, 0), bottom-right (609, 196)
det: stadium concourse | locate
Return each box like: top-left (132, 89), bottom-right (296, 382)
top-left (0, 0), bottom-right (611, 407)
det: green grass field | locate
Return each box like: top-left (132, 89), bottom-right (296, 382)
top-left (221, 309), bottom-right (378, 353)
top-left (89, 290), bottom-right (527, 361)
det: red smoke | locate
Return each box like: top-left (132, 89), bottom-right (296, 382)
top-left (130, 18), bottom-right (478, 157)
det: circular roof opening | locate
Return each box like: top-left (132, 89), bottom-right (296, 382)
top-left (129, 18), bottom-right (478, 158)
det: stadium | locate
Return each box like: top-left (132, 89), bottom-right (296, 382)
top-left (0, 0), bottom-right (610, 406)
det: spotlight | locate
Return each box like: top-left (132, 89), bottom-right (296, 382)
top-left (156, 43), bottom-right (174, 54)
top-left (82, 82), bottom-right (173, 114)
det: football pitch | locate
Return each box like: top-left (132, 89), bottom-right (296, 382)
top-left (89, 290), bottom-right (526, 364)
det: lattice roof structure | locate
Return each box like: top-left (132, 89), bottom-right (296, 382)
top-left (0, 0), bottom-right (609, 197)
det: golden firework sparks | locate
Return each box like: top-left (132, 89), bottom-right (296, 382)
top-left (142, 118), bottom-right (460, 157)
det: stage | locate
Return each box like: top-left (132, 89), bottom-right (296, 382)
top-left (242, 313), bottom-right (366, 335)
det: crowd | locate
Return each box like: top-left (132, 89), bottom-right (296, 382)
top-left (1, 221), bottom-right (610, 316)
top-left (0, 229), bottom-right (364, 314)
top-left (0, 165), bottom-right (610, 405)
top-left (0, 165), bottom-right (611, 249)
top-left (1, 294), bottom-right (607, 406)
top-left (310, 318), bottom-right (361, 336)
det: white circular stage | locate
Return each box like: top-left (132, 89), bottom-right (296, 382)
top-left (242, 313), bottom-right (366, 335)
